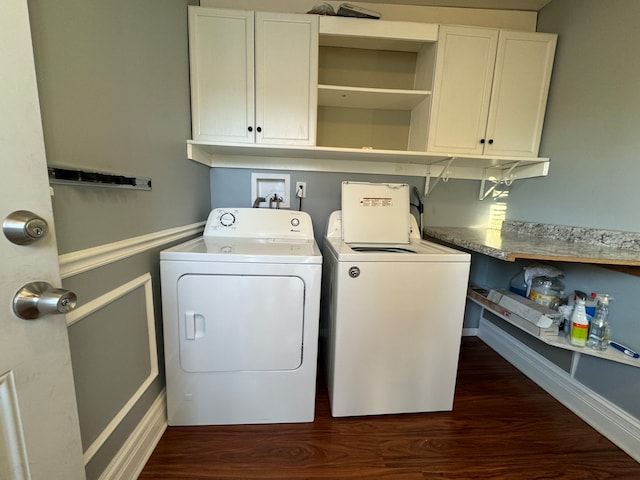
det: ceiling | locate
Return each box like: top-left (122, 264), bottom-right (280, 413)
top-left (360, 0), bottom-right (553, 11)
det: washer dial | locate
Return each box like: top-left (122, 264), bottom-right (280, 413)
top-left (219, 212), bottom-right (236, 227)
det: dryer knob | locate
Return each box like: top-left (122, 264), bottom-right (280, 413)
top-left (219, 212), bottom-right (236, 227)
top-left (348, 266), bottom-right (360, 278)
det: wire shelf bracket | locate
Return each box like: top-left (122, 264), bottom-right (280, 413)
top-left (478, 161), bottom-right (521, 201)
top-left (424, 157), bottom-right (455, 197)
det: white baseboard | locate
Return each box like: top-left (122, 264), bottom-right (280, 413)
top-left (478, 318), bottom-right (640, 463)
top-left (462, 327), bottom-right (478, 337)
top-left (98, 390), bottom-right (167, 480)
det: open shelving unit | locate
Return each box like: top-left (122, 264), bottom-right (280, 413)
top-left (467, 288), bottom-right (640, 369)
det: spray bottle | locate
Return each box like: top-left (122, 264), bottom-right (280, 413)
top-left (569, 293), bottom-right (589, 347)
top-left (587, 294), bottom-right (611, 351)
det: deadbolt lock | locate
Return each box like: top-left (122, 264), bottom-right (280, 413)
top-left (3, 210), bottom-right (49, 245)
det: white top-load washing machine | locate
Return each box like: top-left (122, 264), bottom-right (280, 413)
top-left (322, 182), bottom-right (471, 417)
top-left (161, 208), bottom-right (322, 425)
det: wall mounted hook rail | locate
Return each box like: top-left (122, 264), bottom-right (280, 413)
top-left (48, 166), bottom-right (152, 190)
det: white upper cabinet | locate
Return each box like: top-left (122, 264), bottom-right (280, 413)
top-left (186, 11), bottom-right (557, 182)
top-left (188, 7), bottom-right (318, 145)
top-left (427, 25), bottom-right (557, 158)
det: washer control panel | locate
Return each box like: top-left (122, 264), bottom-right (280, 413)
top-left (204, 208), bottom-right (313, 239)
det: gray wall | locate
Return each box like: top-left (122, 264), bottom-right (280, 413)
top-left (468, 0), bottom-right (640, 421)
top-left (29, 0), bottom-right (210, 253)
top-left (510, 0), bottom-right (640, 231)
top-left (211, 168), bottom-right (426, 246)
top-left (28, 1), bottom-right (211, 478)
top-left (514, 0), bottom-right (640, 420)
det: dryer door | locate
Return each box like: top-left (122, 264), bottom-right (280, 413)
top-left (177, 274), bottom-right (305, 372)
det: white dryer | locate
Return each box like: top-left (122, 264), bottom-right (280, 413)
top-left (160, 208), bottom-right (322, 425)
top-left (322, 182), bottom-right (471, 417)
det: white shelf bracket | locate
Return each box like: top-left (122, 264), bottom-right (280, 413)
top-left (425, 157), bottom-right (455, 197)
top-left (479, 161), bottom-right (522, 200)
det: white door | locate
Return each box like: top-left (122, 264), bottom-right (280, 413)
top-left (177, 274), bottom-right (304, 372)
top-left (0, 1), bottom-right (85, 479)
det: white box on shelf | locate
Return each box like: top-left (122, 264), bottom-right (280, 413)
top-left (489, 289), bottom-right (561, 328)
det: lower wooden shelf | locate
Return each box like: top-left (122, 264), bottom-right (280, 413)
top-left (468, 287), bottom-right (640, 368)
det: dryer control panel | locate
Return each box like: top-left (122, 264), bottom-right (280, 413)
top-left (204, 208), bottom-right (314, 239)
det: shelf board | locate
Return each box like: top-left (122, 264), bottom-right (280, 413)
top-left (187, 141), bottom-right (550, 180)
top-left (318, 84), bottom-right (431, 110)
top-left (467, 288), bottom-right (640, 368)
top-left (319, 16), bottom-right (438, 52)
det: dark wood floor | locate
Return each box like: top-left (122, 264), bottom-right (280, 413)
top-left (140, 337), bottom-right (640, 479)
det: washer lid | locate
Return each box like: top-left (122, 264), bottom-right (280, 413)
top-left (161, 236), bottom-right (322, 264)
top-left (341, 182), bottom-right (410, 244)
top-left (324, 236), bottom-right (470, 262)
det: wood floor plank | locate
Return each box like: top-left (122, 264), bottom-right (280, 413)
top-left (139, 338), bottom-right (640, 479)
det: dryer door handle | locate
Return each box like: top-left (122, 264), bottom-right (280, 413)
top-left (185, 310), bottom-right (205, 340)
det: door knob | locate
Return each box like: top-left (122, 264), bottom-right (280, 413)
top-left (13, 281), bottom-right (78, 320)
top-left (3, 210), bottom-right (49, 245)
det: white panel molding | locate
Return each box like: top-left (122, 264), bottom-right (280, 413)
top-left (478, 317), bottom-right (640, 463)
top-left (67, 274), bottom-right (160, 466)
top-left (59, 221), bottom-right (205, 279)
top-left (98, 390), bottom-right (167, 480)
top-left (66, 273), bottom-right (152, 328)
top-left (0, 371), bottom-right (30, 480)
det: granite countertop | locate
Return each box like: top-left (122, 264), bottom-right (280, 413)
top-left (424, 221), bottom-right (640, 267)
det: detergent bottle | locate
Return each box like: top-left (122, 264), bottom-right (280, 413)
top-left (569, 295), bottom-right (589, 347)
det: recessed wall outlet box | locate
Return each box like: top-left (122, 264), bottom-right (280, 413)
top-left (251, 173), bottom-right (290, 209)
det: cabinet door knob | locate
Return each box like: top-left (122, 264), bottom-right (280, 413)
top-left (256, 126), bottom-right (262, 133)
top-left (488, 139), bottom-right (494, 144)
top-left (248, 126), bottom-right (253, 132)
top-left (480, 138), bottom-right (485, 144)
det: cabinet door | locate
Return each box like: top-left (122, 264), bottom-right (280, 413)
top-left (427, 25), bottom-right (498, 155)
top-left (484, 31), bottom-right (557, 158)
top-left (189, 7), bottom-right (255, 143)
top-left (255, 12), bottom-right (318, 145)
